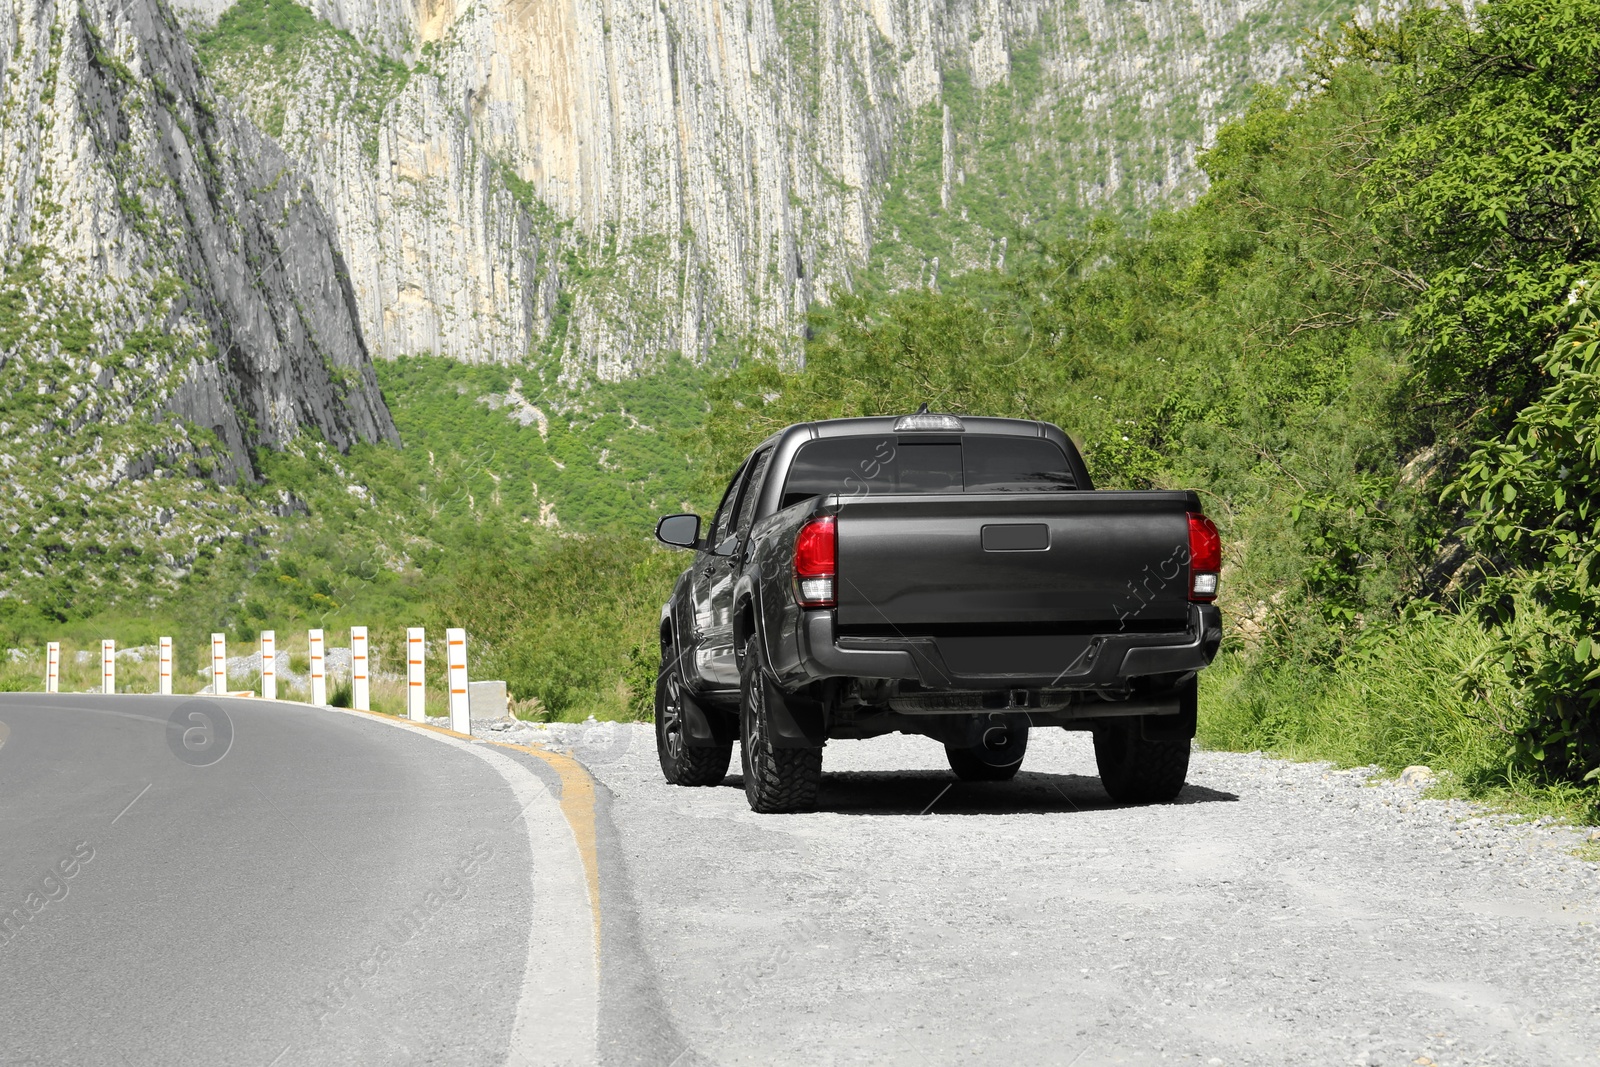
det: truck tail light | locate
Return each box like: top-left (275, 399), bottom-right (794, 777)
top-left (1187, 512), bottom-right (1221, 602)
top-left (793, 516), bottom-right (837, 608)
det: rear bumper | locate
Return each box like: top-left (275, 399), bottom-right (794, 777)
top-left (796, 603), bottom-right (1222, 689)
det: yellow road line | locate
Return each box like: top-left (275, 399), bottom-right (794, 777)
top-left (494, 742), bottom-right (602, 952)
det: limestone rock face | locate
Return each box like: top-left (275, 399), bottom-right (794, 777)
top-left (0, 0), bottom-right (396, 469)
top-left (196, 0), bottom-right (1349, 377)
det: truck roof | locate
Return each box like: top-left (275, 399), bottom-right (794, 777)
top-left (757, 415), bottom-right (1056, 452)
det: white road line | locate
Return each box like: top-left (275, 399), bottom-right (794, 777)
top-left (320, 706), bottom-right (599, 1067)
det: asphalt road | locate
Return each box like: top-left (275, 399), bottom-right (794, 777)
top-left (0, 694), bottom-right (657, 1067)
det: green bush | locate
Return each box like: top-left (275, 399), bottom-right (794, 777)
top-left (1367, 0), bottom-right (1600, 428)
top-left (430, 533), bottom-right (680, 719)
top-left (1451, 299), bottom-right (1600, 786)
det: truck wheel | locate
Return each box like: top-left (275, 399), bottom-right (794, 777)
top-left (1092, 720), bottom-right (1190, 804)
top-left (655, 654), bottom-right (731, 786)
top-left (945, 719), bottom-right (1029, 781)
top-left (739, 637), bottom-right (822, 813)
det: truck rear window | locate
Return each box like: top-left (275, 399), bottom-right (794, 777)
top-left (782, 435), bottom-right (1076, 507)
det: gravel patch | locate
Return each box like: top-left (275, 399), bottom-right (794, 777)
top-left (477, 720), bottom-right (1600, 1066)
top-left (215, 647), bottom-right (408, 688)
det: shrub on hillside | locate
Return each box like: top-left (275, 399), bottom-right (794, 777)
top-left (1452, 298), bottom-right (1600, 787)
top-left (432, 534), bottom-right (678, 719)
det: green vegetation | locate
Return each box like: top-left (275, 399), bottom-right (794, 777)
top-left (196, 0), bottom-right (328, 53)
top-left (0, 246), bottom-right (256, 632)
top-left (212, 355), bottom-right (710, 717)
top-left (433, 535), bottom-right (678, 718)
top-left (1451, 306), bottom-right (1600, 788)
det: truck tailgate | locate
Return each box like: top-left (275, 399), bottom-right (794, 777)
top-left (833, 491), bottom-right (1196, 631)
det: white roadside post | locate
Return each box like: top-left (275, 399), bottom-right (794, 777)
top-left (406, 627), bottom-right (425, 722)
top-left (211, 633), bottom-right (227, 696)
top-left (351, 626), bottom-right (370, 711)
top-left (446, 627), bottom-right (470, 734)
top-left (45, 642), bottom-right (59, 693)
top-left (260, 631), bottom-right (276, 701)
top-left (158, 636), bottom-right (172, 695)
top-left (309, 629), bottom-right (326, 706)
top-left (101, 639), bottom-right (115, 694)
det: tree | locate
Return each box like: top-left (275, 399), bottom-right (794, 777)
top-left (1370, 0), bottom-right (1600, 426)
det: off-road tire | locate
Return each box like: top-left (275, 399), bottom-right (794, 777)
top-left (655, 652), bottom-right (732, 786)
top-left (945, 720), bottom-right (1029, 781)
top-left (739, 637), bottom-right (822, 813)
top-left (1093, 720), bottom-right (1190, 803)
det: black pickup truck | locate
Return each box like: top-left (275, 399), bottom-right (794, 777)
top-left (652, 411), bottom-right (1223, 812)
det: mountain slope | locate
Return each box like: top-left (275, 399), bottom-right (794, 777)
top-left (0, 0), bottom-right (395, 622)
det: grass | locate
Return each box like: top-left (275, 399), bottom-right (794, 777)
top-left (0, 641), bottom-right (206, 695)
top-left (1199, 611), bottom-right (1600, 825)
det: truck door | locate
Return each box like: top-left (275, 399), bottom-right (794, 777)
top-left (701, 447), bottom-right (773, 686)
top-left (690, 456), bottom-right (753, 688)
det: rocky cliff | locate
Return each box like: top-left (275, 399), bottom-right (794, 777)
top-left (193, 0), bottom-right (1356, 377)
top-left (0, 0), bottom-right (396, 614)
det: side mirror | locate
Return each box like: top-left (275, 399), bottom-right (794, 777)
top-left (655, 513), bottom-right (702, 550)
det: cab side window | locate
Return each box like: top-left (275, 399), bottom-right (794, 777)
top-left (707, 459), bottom-right (749, 555)
top-left (732, 449), bottom-right (774, 544)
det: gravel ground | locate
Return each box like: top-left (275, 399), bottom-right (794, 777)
top-left (220, 648), bottom-right (357, 687)
top-left (479, 719), bottom-right (1600, 1067)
